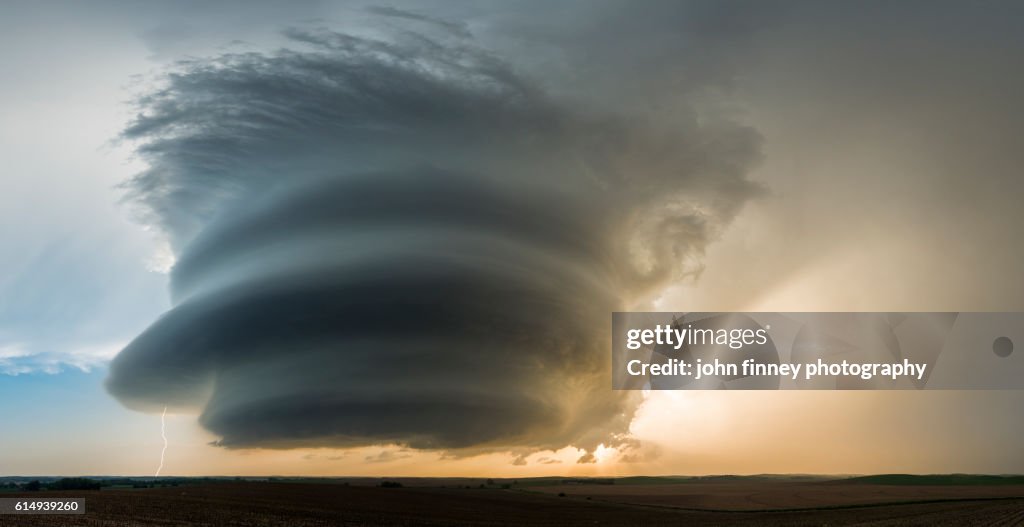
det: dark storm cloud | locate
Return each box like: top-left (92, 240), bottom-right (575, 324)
top-left (106, 26), bottom-right (762, 454)
top-left (365, 6), bottom-right (472, 38)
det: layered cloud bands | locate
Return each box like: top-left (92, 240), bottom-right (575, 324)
top-left (106, 29), bottom-right (762, 453)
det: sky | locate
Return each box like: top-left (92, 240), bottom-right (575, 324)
top-left (1, 0), bottom-right (1023, 477)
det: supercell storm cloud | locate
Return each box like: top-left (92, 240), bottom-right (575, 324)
top-left (105, 27), bottom-right (762, 455)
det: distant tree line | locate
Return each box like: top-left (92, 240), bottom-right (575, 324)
top-left (8, 478), bottom-right (100, 491)
top-left (562, 479), bottom-right (615, 485)
top-left (7, 477), bottom-right (196, 491)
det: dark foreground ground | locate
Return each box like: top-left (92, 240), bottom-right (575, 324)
top-left (2, 481), bottom-right (1023, 526)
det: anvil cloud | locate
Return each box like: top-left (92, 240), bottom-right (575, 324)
top-left (105, 27), bottom-right (762, 455)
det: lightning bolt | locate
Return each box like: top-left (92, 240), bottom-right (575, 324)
top-left (155, 406), bottom-right (168, 477)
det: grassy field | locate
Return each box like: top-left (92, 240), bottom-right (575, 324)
top-left (1, 479), bottom-right (1023, 526)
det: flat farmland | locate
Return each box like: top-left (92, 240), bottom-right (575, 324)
top-left (1, 481), bottom-right (1022, 526)
top-left (533, 480), bottom-right (1024, 511)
